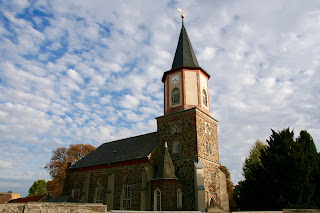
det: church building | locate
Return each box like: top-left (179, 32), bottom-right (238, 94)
top-left (65, 17), bottom-right (229, 212)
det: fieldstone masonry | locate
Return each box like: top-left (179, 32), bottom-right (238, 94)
top-left (0, 203), bottom-right (107, 213)
top-left (68, 160), bottom-right (151, 210)
top-left (156, 107), bottom-right (224, 211)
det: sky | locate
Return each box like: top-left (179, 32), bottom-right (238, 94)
top-left (0, 0), bottom-right (319, 197)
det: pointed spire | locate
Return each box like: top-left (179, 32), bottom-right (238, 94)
top-left (154, 142), bottom-right (177, 179)
top-left (171, 20), bottom-right (200, 70)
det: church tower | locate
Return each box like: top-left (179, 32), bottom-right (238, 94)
top-left (155, 17), bottom-right (229, 211)
top-left (162, 19), bottom-right (211, 116)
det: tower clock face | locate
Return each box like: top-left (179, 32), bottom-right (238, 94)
top-left (171, 75), bottom-right (179, 84)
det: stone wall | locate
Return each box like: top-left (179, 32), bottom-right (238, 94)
top-left (68, 159), bottom-right (151, 211)
top-left (156, 108), bottom-right (198, 210)
top-left (0, 203), bottom-right (107, 213)
top-left (0, 203), bottom-right (25, 212)
top-left (150, 179), bottom-right (184, 211)
top-left (156, 107), bottom-right (224, 211)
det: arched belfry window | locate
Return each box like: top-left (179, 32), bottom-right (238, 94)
top-left (122, 177), bottom-right (131, 210)
top-left (172, 88), bottom-right (180, 105)
top-left (95, 179), bottom-right (103, 203)
top-left (72, 181), bottom-right (80, 200)
top-left (206, 141), bottom-right (212, 155)
top-left (202, 89), bottom-right (208, 107)
top-left (172, 139), bottom-right (181, 154)
top-left (177, 189), bottom-right (182, 208)
top-left (154, 189), bottom-right (161, 211)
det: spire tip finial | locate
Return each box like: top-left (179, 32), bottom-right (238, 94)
top-left (178, 8), bottom-right (185, 19)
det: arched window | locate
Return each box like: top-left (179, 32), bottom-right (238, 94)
top-left (205, 123), bottom-right (210, 134)
top-left (172, 139), bottom-right (181, 154)
top-left (210, 196), bottom-right (216, 205)
top-left (177, 189), bottom-right (182, 209)
top-left (206, 141), bottom-right (212, 155)
top-left (72, 181), bottom-right (80, 200)
top-left (172, 88), bottom-right (180, 105)
top-left (202, 89), bottom-right (208, 107)
top-left (209, 172), bottom-right (214, 182)
top-left (122, 177), bottom-right (131, 210)
top-left (154, 189), bottom-right (161, 211)
top-left (95, 179), bottom-right (103, 203)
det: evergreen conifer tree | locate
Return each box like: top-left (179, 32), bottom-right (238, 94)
top-left (234, 128), bottom-right (319, 210)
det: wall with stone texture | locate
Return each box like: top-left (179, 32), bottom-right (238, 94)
top-left (195, 108), bottom-right (226, 210)
top-left (156, 108), bottom-right (198, 210)
top-left (0, 203), bottom-right (107, 213)
top-left (0, 203), bottom-right (25, 213)
top-left (156, 107), bottom-right (222, 211)
top-left (68, 160), bottom-right (151, 210)
top-left (150, 179), bottom-right (184, 211)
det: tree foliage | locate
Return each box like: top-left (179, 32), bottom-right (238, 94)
top-left (220, 165), bottom-right (234, 201)
top-left (242, 139), bottom-right (266, 180)
top-left (234, 128), bottom-right (320, 210)
top-left (28, 180), bottom-right (47, 197)
top-left (45, 144), bottom-right (95, 198)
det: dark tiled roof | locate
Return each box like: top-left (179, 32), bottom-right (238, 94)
top-left (47, 195), bottom-right (79, 203)
top-left (171, 20), bottom-right (200, 70)
top-left (9, 195), bottom-right (47, 203)
top-left (162, 21), bottom-right (210, 82)
top-left (71, 132), bottom-right (159, 169)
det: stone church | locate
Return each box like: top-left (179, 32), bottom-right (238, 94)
top-left (65, 18), bottom-right (229, 212)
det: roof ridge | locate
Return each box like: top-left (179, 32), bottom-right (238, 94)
top-left (101, 131), bottom-right (157, 145)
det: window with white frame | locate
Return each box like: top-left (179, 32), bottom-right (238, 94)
top-left (172, 139), bottom-right (181, 154)
top-left (154, 189), bottom-right (161, 211)
top-left (206, 141), bottom-right (212, 155)
top-left (209, 172), bottom-right (214, 182)
top-left (122, 177), bottom-right (131, 210)
top-left (95, 179), bottom-right (103, 203)
top-left (205, 122), bottom-right (211, 134)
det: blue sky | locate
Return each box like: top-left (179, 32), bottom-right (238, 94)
top-left (0, 0), bottom-right (319, 197)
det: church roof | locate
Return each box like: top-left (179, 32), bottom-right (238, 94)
top-left (153, 143), bottom-right (178, 180)
top-left (71, 132), bottom-right (159, 169)
top-left (171, 20), bottom-right (200, 70)
top-left (162, 20), bottom-right (210, 82)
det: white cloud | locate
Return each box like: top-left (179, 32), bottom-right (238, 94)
top-left (119, 95), bottom-right (140, 110)
top-left (0, 160), bottom-right (13, 169)
top-left (67, 69), bottom-right (84, 84)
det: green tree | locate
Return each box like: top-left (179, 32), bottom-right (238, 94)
top-left (234, 140), bottom-right (266, 209)
top-left (234, 128), bottom-right (319, 210)
top-left (45, 144), bottom-right (95, 198)
top-left (242, 140), bottom-right (266, 180)
top-left (28, 180), bottom-right (47, 197)
top-left (220, 165), bottom-right (234, 201)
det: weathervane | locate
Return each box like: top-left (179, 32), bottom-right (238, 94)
top-left (178, 8), bottom-right (186, 19)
